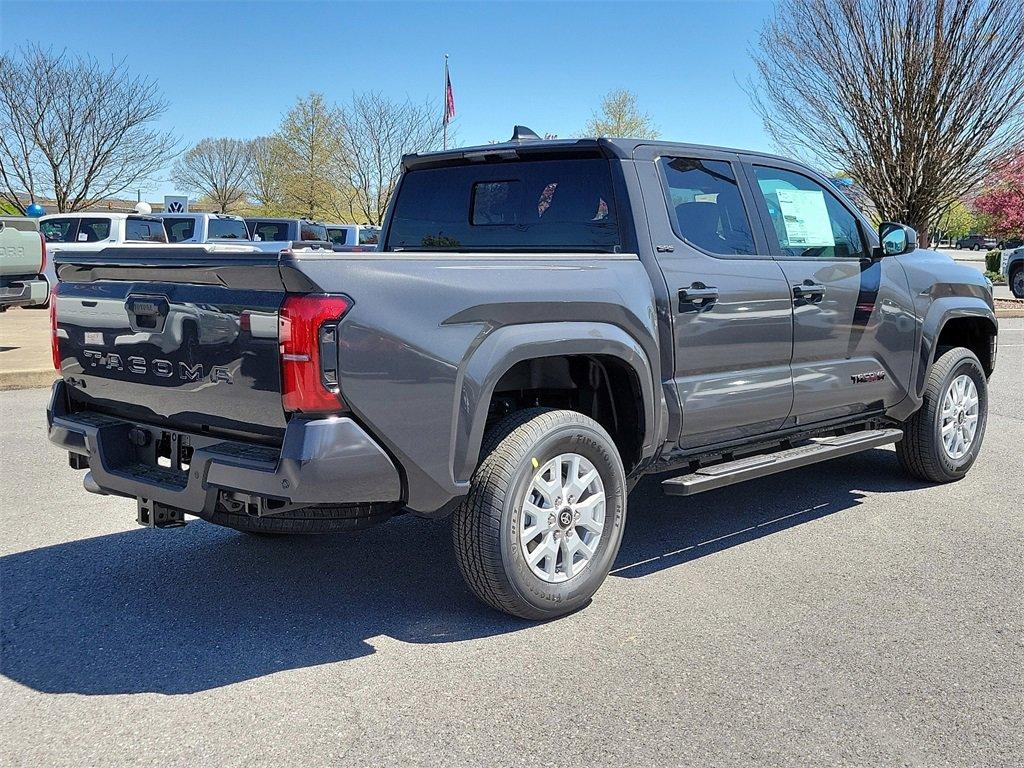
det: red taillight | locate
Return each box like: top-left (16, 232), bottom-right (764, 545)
top-left (279, 293), bottom-right (351, 414)
top-left (39, 232), bottom-right (47, 275)
top-left (49, 283), bottom-right (60, 371)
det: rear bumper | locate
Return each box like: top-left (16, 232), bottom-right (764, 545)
top-left (47, 381), bottom-right (402, 515)
top-left (0, 277), bottom-right (48, 308)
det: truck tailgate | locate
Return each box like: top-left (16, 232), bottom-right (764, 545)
top-left (54, 249), bottom-right (287, 440)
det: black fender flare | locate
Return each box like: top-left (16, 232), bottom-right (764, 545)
top-left (452, 321), bottom-right (663, 485)
top-left (914, 299), bottom-right (997, 397)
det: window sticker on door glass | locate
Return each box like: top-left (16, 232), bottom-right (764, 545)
top-left (774, 189), bottom-right (835, 247)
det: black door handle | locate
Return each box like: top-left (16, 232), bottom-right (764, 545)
top-left (679, 283), bottom-right (719, 311)
top-left (792, 282), bottom-right (826, 301)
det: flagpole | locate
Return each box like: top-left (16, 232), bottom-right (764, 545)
top-left (443, 53), bottom-right (449, 150)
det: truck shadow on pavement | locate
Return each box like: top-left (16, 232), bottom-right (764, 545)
top-left (0, 449), bottom-right (924, 696)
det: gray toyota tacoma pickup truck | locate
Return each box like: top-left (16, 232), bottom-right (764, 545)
top-left (48, 130), bottom-right (998, 619)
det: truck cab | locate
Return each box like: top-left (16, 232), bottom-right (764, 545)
top-left (156, 213), bottom-right (252, 245)
top-left (244, 218), bottom-right (332, 251)
top-left (324, 223), bottom-right (381, 252)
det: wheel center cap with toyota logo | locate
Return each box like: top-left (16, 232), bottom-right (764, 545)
top-left (557, 508), bottom-right (574, 528)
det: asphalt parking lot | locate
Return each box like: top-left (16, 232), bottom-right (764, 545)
top-left (1, 319), bottom-right (1021, 767)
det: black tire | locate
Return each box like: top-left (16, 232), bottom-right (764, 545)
top-left (1010, 265), bottom-right (1024, 299)
top-left (896, 347), bottom-right (988, 483)
top-left (452, 408), bottom-right (627, 620)
top-left (206, 502), bottom-right (397, 535)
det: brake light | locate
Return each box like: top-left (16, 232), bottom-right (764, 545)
top-left (279, 294), bottom-right (352, 414)
top-left (50, 283), bottom-right (60, 371)
top-left (39, 232), bottom-right (47, 275)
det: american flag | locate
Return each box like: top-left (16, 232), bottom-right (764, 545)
top-left (444, 60), bottom-right (456, 125)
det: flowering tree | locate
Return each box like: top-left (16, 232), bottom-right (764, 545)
top-left (974, 154), bottom-right (1024, 239)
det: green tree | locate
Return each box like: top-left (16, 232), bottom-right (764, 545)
top-left (584, 89), bottom-right (659, 139)
top-left (934, 201), bottom-right (976, 243)
top-left (244, 136), bottom-right (287, 214)
top-left (275, 93), bottom-right (343, 219)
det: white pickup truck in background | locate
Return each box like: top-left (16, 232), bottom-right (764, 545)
top-left (324, 223), bottom-right (381, 252)
top-left (156, 213), bottom-right (254, 245)
top-left (0, 217), bottom-right (48, 310)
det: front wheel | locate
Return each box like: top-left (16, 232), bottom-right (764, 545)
top-left (896, 347), bottom-right (988, 483)
top-left (1011, 266), bottom-right (1024, 299)
top-left (453, 408), bottom-right (627, 620)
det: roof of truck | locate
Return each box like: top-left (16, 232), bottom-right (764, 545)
top-left (403, 128), bottom-right (794, 170)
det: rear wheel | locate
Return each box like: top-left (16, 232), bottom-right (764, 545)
top-left (896, 347), bottom-right (988, 483)
top-left (452, 408), bottom-right (627, 620)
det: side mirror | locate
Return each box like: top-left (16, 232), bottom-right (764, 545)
top-left (878, 222), bottom-right (917, 256)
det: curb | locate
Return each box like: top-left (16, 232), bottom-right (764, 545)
top-left (0, 369), bottom-right (58, 391)
top-left (996, 308), bottom-right (1024, 319)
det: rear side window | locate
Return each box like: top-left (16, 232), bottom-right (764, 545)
top-left (386, 157), bottom-right (620, 252)
top-left (300, 222), bottom-right (327, 241)
top-left (125, 217), bottom-right (167, 242)
top-left (77, 218), bottom-right (111, 242)
top-left (162, 217), bottom-right (196, 242)
top-left (358, 227), bottom-right (379, 245)
top-left (41, 219), bottom-right (79, 243)
top-left (660, 158), bottom-right (756, 255)
top-left (251, 221), bottom-right (288, 241)
top-left (208, 218), bottom-right (249, 239)
top-left (326, 227), bottom-right (349, 245)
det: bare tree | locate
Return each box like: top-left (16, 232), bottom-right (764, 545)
top-left (245, 136), bottom-right (285, 212)
top-left (0, 45), bottom-right (178, 213)
top-left (333, 92), bottom-right (445, 225)
top-left (749, 0), bottom-right (1024, 245)
top-left (171, 138), bottom-right (250, 212)
top-left (584, 89), bottom-right (659, 139)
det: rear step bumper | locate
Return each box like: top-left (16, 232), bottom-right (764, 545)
top-left (47, 381), bottom-right (402, 515)
top-left (662, 428), bottom-right (903, 496)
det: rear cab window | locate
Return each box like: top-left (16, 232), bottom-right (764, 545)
top-left (385, 156), bottom-right (620, 252)
top-left (300, 222), bottom-right (328, 241)
top-left (251, 221), bottom-right (288, 242)
top-left (41, 219), bottom-right (79, 243)
top-left (125, 217), bottom-right (168, 243)
top-left (659, 158), bottom-right (756, 255)
top-left (77, 218), bottom-right (112, 242)
top-left (162, 217), bottom-right (196, 242)
top-left (208, 217), bottom-right (249, 240)
top-left (326, 227), bottom-right (350, 245)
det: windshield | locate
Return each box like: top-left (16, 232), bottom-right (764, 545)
top-left (386, 157), bottom-right (620, 252)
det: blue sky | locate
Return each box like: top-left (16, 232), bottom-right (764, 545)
top-left (1, 0), bottom-right (776, 198)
